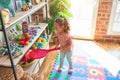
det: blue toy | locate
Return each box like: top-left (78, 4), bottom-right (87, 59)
top-left (0, 0), bottom-right (16, 16)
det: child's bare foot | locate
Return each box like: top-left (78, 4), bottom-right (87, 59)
top-left (58, 67), bottom-right (62, 73)
top-left (68, 68), bottom-right (73, 74)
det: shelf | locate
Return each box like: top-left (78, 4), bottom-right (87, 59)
top-left (5, 2), bottom-right (47, 29)
top-left (0, 23), bottom-right (48, 67)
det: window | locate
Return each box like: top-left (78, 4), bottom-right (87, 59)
top-left (69, 0), bottom-right (99, 39)
top-left (107, 0), bottom-right (120, 35)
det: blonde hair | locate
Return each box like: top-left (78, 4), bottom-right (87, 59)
top-left (55, 18), bottom-right (70, 33)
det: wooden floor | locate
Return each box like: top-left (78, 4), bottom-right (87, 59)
top-left (95, 41), bottom-right (120, 60)
top-left (95, 41), bottom-right (120, 50)
top-left (38, 42), bottom-right (58, 80)
top-left (38, 39), bottom-right (120, 80)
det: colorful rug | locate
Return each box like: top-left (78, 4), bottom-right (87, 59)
top-left (49, 53), bottom-right (120, 80)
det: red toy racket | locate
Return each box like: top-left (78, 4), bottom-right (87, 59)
top-left (23, 47), bottom-right (60, 62)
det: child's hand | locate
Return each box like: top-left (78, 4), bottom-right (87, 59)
top-left (55, 42), bottom-right (59, 48)
top-left (60, 46), bottom-right (65, 50)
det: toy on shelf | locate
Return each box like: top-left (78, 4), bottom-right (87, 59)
top-left (28, 26), bottom-right (41, 36)
top-left (7, 27), bottom-right (19, 41)
top-left (21, 2), bottom-right (32, 11)
top-left (28, 29), bottom-right (37, 36)
top-left (0, 47), bottom-right (8, 56)
top-left (31, 43), bottom-right (38, 50)
top-left (0, 0), bottom-right (16, 16)
top-left (24, 33), bottom-right (31, 41)
top-left (22, 21), bottom-right (28, 33)
top-left (41, 35), bottom-right (48, 42)
top-left (10, 28), bottom-right (19, 35)
top-left (31, 35), bottom-right (48, 50)
top-left (23, 47), bottom-right (60, 62)
top-left (27, 1), bottom-right (32, 8)
top-left (33, 0), bottom-right (40, 5)
top-left (16, 24), bottom-right (22, 35)
top-left (15, 33), bottom-right (31, 46)
top-left (9, 42), bottom-right (23, 58)
top-left (1, 9), bottom-right (10, 24)
top-left (29, 25), bottom-right (41, 30)
top-left (28, 25), bottom-right (41, 37)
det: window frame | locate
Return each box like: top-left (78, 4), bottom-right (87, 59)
top-left (107, 0), bottom-right (120, 35)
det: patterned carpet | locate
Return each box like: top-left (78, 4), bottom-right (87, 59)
top-left (49, 52), bottom-right (120, 80)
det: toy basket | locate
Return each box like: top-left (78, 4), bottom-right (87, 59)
top-left (19, 59), bottom-right (36, 68)
top-left (0, 65), bottom-right (24, 80)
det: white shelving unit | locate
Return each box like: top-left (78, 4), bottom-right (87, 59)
top-left (0, 23), bottom-right (48, 67)
top-left (0, 1), bottom-right (48, 79)
top-left (23, 43), bottom-right (49, 73)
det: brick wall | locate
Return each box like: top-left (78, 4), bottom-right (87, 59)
top-left (32, 0), bottom-right (47, 23)
top-left (94, 0), bottom-right (120, 42)
top-left (32, 8), bottom-right (45, 22)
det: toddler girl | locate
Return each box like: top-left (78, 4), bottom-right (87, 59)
top-left (54, 18), bottom-right (73, 74)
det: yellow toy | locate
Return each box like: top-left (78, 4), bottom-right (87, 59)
top-left (33, 0), bottom-right (40, 5)
top-left (1, 9), bottom-right (10, 24)
top-left (41, 38), bottom-right (46, 42)
top-left (37, 39), bottom-right (41, 42)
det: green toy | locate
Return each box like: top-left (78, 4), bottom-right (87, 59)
top-left (0, 0), bottom-right (16, 16)
top-left (16, 24), bottom-right (22, 31)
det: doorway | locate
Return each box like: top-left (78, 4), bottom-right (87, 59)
top-left (69, 0), bottom-right (99, 40)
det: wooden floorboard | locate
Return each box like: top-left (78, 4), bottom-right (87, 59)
top-left (95, 41), bottom-right (120, 60)
top-left (95, 41), bottom-right (120, 50)
top-left (38, 42), bottom-right (58, 80)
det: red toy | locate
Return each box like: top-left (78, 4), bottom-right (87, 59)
top-left (23, 47), bottom-right (60, 62)
top-left (24, 33), bottom-right (30, 41)
top-left (15, 33), bottom-right (31, 46)
top-left (19, 40), bottom-right (29, 45)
